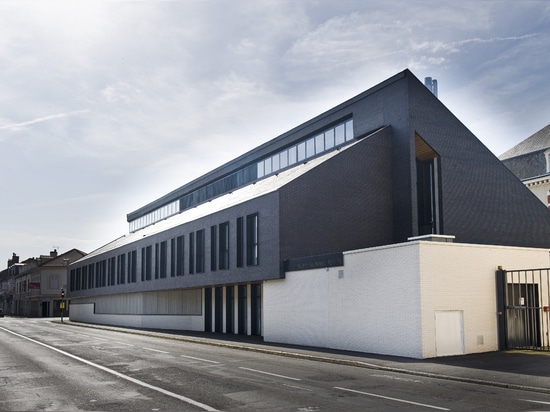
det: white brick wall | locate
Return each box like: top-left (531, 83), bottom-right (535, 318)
top-left (265, 242), bottom-right (424, 358)
top-left (418, 242), bottom-right (550, 358)
top-left (264, 241), bottom-right (550, 359)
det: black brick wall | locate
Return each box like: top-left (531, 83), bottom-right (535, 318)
top-left (279, 128), bottom-right (394, 260)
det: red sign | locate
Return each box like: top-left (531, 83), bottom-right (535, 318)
top-left (28, 282), bottom-right (40, 289)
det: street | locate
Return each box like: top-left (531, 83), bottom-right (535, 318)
top-left (1, 318), bottom-right (550, 411)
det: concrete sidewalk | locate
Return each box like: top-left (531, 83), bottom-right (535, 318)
top-left (59, 320), bottom-right (550, 395)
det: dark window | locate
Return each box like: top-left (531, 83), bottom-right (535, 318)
top-left (251, 284), bottom-right (261, 336)
top-left (117, 254), bottom-right (126, 285)
top-left (88, 264), bottom-right (95, 289)
top-left (95, 260), bottom-right (106, 287)
top-left (155, 242), bottom-right (167, 279)
top-left (236, 217), bottom-right (244, 268)
top-left (417, 158), bottom-right (439, 235)
top-left (215, 287), bottom-right (223, 332)
top-left (210, 226), bottom-right (217, 271)
top-left (226, 286), bottom-right (234, 333)
top-left (238, 285), bottom-right (247, 335)
top-left (108, 257), bottom-right (116, 286)
top-left (176, 236), bottom-right (184, 276)
top-left (75, 268), bottom-right (81, 290)
top-left (204, 288), bottom-right (212, 332)
top-left (159, 241), bottom-right (167, 278)
top-left (219, 222), bottom-right (230, 270)
top-left (189, 232), bottom-right (195, 274)
top-left (246, 213), bottom-right (259, 266)
top-left (155, 243), bottom-right (160, 279)
top-left (101, 260), bottom-right (107, 287)
top-left (142, 246), bottom-right (152, 281)
top-left (196, 229), bottom-right (205, 273)
top-left (81, 266), bottom-right (88, 290)
top-left (128, 250), bottom-right (137, 283)
top-left (95, 262), bottom-right (101, 287)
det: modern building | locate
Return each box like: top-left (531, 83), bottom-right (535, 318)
top-left (499, 124), bottom-right (550, 207)
top-left (68, 70), bottom-right (550, 358)
top-left (10, 249), bottom-right (86, 317)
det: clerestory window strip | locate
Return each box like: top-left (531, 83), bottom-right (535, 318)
top-left (129, 118), bottom-right (353, 232)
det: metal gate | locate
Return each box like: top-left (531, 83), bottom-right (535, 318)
top-left (496, 268), bottom-right (550, 351)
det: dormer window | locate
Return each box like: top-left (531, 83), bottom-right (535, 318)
top-left (545, 149), bottom-right (550, 174)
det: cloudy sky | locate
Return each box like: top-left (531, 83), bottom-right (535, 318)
top-left (1, 0), bottom-right (549, 263)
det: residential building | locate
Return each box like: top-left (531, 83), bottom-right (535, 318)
top-left (499, 124), bottom-right (550, 207)
top-left (12, 249), bottom-right (86, 317)
top-left (0, 254), bottom-right (19, 315)
top-left (67, 70), bottom-right (550, 358)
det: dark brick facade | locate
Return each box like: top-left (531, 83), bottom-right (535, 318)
top-left (279, 128), bottom-right (394, 260)
top-left (70, 69), bottom-right (550, 299)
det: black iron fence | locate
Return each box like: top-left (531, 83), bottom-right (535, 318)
top-left (497, 268), bottom-right (550, 351)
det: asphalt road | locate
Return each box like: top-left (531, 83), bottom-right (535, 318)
top-left (1, 318), bottom-right (550, 411)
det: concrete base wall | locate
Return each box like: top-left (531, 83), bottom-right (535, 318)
top-left (69, 302), bottom-right (204, 330)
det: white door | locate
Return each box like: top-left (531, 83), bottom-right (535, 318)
top-left (435, 310), bottom-right (464, 357)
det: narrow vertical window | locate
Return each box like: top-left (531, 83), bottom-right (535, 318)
top-left (246, 213), bottom-right (259, 266)
top-left (345, 119), bottom-right (354, 141)
top-left (110, 257), bottom-right (116, 286)
top-left (176, 235), bottom-right (184, 276)
top-left (297, 141), bottom-right (306, 162)
top-left (315, 133), bottom-right (324, 154)
top-left (196, 229), bottom-right (205, 273)
top-left (219, 222), bottom-right (230, 270)
top-left (306, 137), bottom-right (315, 158)
top-left (70, 269), bottom-right (76, 291)
top-left (101, 260), bottom-right (107, 287)
top-left (155, 243), bottom-right (160, 279)
top-left (128, 250), bottom-right (137, 283)
top-left (142, 246), bottom-right (152, 281)
top-left (335, 124), bottom-right (345, 146)
top-left (210, 226), bottom-right (217, 271)
top-left (272, 154), bottom-right (280, 172)
top-left (170, 238), bottom-right (176, 277)
top-left (88, 263), bottom-right (95, 289)
top-left (96, 261), bottom-right (101, 287)
top-left (117, 254), bottom-right (126, 285)
top-left (141, 247), bottom-right (146, 281)
top-left (76, 268), bottom-right (81, 290)
top-left (288, 146), bottom-right (297, 165)
top-left (236, 217), bottom-right (244, 268)
top-left (159, 241), bottom-right (167, 278)
top-left (325, 129), bottom-right (335, 149)
top-left (81, 266), bottom-right (88, 290)
top-left (189, 232), bottom-right (195, 274)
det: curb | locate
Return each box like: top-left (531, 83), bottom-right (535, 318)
top-left (56, 320), bottom-right (550, 395)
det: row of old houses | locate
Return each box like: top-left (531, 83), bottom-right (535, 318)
top-left (0, 249), bottom-right (86, 317)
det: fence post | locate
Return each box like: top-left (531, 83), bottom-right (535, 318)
top-left (496, 267), bottom-right (507, 350)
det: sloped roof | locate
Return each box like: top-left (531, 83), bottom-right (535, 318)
top-left (76, 135), bottom-right (369, 263)
top-left (499, 124), bottom-right (550, 160)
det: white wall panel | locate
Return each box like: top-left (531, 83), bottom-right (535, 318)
top-left (265, 241), bottom-right (550, 359)
top-left (265, 242), bottom-right (423, 358)
top-left (418, 242), bottom-right (550, 358)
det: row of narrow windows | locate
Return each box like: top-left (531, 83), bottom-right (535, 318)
top-left (129, 118), bottom-right (353, 233)
top-left (70, 213), bottom-right (259, 292)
